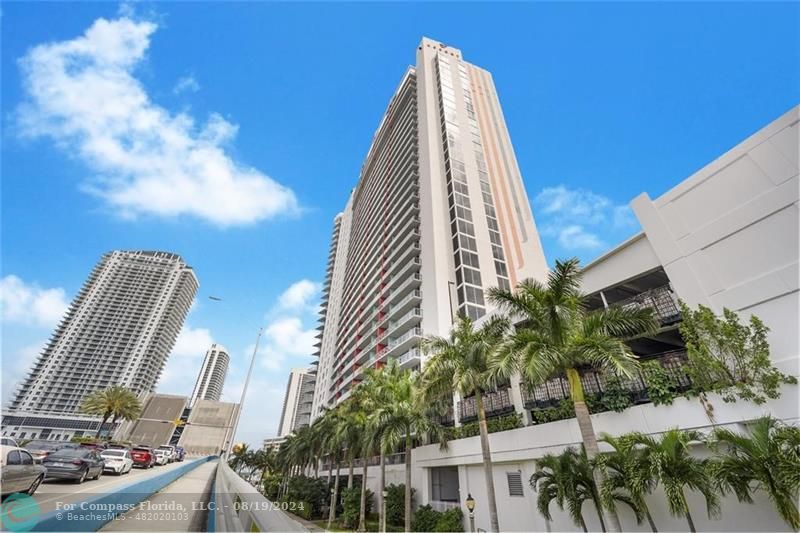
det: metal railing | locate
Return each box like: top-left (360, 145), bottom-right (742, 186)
top-left (614, 284), bottom-right (681, 325)
top-left (520, 350), bottom-right (692, 410)
top-left (457, 388), bottom-right (515, 423)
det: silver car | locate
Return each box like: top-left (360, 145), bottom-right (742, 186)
top-left (1, 445), bottom-right (46, 496)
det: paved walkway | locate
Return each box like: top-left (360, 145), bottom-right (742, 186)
top-left (100, 461), bottom-right (217, 532)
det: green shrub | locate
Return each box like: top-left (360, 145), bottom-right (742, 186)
top-left (293, 501), bottom-right (313, 520)
top-left (434, 508), bottom-right (464, 532)
top-left (412, 505), bottom-right (440, 532)
top-left (642, 360), bottom-right (680, 406)
top-left (283, 475), bottom-right (328, 518)
top-left (447, 413), bottom-right (523, 439)
top-left (598, 376), bottom-right (633, 413)
top-left (531, 398), bottom-right (575, 424)
top-left (386, 483), bottom-right (414, 526)
top-left (262, 473), bottom-right (282, 500)
top-left (341, 486), bottom-right (373, 528)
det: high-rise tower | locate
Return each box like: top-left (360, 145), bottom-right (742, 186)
top-left (189, 344), bottom-right (230, 406)
top-left (277, 368), bottom-right (315, 437)
top-left (3, 251), bottom-right (197, 440)
top-left (311, 38), bottom-right (548, 416)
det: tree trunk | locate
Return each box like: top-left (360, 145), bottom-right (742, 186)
top-left (328, 461), bottom-right (341, 529)
top-left (644, 506), bottom-right (658, 533)
top-left (379, 451), bottom-right (386, 533)
top-left (315, 460), bottom-right (319, 479)
top-left (327, 456), bottom-right (333, 485)
top-left (95, 410), bottom-right (112, 438)
top-left (682, 491), bottom-right (696, 533)
top-left (348, 459), bottom-right (355, 488)
top-left (568, 368), bottom-right (620, 533)
top-left (358, 460), bottom-right (369, 532)
top-left (579, 514), bottom-right (588, 533)
top-left (405, 434), bottom-right (412, 533)
top-left (476, 392), bottom-right (500, 532)
top-left (109, 414), bottom-right (120, 441)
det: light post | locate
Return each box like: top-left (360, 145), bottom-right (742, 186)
top-left (381, 489), bottom-right (388, 533)
top-left (465, 493), bottom-right (476, 533)
top-left (225, 326), bottom-right (263, 458)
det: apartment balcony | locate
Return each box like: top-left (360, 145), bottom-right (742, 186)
top-left (395, 348), bottom-right (421, 370)
top-left (385, 327), bottom-right (423, 359)
top-left (388, 307), bottom-right (422, 337)
top-left (520, 350), bottom-right (692, 411)
top-left (390, 290), bottom-right (422, 318)
top-left (389, 273), bottom-right (422, 304)
top-left (615, 284), bottom-right (681, 325)
top-left (457, 387), bottom-right (515, 423)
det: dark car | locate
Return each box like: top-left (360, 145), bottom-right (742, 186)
top-left (42, 448), bottom-right (104, 484)
top-left (175, 446), bottom-right (186, 462)
top-left (24, 440), bottom-right (69, 463)
top-left (78, 441), bottom-right (109, 451)
top-left (130, 446), bottom-right (155, 469)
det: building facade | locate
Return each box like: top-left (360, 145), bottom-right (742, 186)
top-left (277, 368), bottom-right (315, 437)
top-left (189, 343), bottom-right (230, 406)
top-left (310, 37), bottom-right (549, 417)
top-left (2, 250), bottom-right (197, 441)
top-left (321, 106), bottom-right (799, 533)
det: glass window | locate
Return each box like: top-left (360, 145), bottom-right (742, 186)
top-left (7, 450), bottom-right (21, 465)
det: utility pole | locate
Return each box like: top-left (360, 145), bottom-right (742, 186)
top-left (225, 327), bottom-right (263, 457)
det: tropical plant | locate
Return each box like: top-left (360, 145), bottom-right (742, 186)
top-left (679, 302), bottom-right (796, 404)
top-left (598, 433), bottom-right (658, 532)
top-left (488, 258), bottom-right (658, 532)
top-left (411, 505), bottom-right (440, 533)
top-left (80, 385), bottom-right (142, 438)
top-left (342, 486), bottom-right (372, 529)
top-left (629, 429), bottom-right (719, 532)
top-left (374, 360), bottom-right (447, 532)
top-left (711, 416), bottom-right (800, 529)
top-left (434, 508), bottom-right (464, 532)
top-left (385, 483), bottom-right (414, 527)
top-left (421, 314), bottom-right (511, 533)
top-left (531, 447), bottom-right (625, 532)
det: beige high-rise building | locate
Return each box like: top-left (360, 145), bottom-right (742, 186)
top-left (311, 38), bottom-right (548, 418)
top-left (189, 344), bottom-right (230, 406)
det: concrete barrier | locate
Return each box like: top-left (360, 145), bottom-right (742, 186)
top-left (32, 456), bottom-right (217, 532)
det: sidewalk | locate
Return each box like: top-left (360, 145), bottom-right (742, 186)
top-left (100, 460), bottom-right (218, 532)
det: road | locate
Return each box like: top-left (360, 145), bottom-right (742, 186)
top-left (4, 460), bottom-right (194, 519)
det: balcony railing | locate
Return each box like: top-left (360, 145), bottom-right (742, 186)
top-left (520, 350), bottom-right (692, 411)
top-left (614, 284), bottom-right (681, 325)
top-left (457, 388), bottom-right (515, 423)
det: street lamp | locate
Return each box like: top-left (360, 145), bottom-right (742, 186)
top-left (465, 493), bottom-right (476, 532)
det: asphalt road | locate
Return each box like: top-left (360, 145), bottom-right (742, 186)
top-left (7, 459), bottom-right (192, 518)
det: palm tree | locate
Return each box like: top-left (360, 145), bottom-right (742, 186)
top-left (598, 433), bottom-right (658, 532)
top-left (421, 314), bottom-right (511, 533)
top-left (712, 416), bottom-right (800, 529)
top-left (630, 429), bottom-right (719, 532)
top-left (321, 408), bottom-right (347, 529)
top-left (531, 447), bottom-right (606, 532)
top-left (80, 385), bottom-right (142, 438)
top-left (374, 361), bottom-right (447, 532)
top-left (488, 258), bottom-right (658, 532)
top-left (230, 443), bottom-right (250, 474)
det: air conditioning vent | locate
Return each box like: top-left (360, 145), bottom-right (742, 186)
top-left (507, 471), bottom-right (524, 497)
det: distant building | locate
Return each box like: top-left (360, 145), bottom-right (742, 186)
top-left (2, 250), bottom-right (197, 441)
top-left (189, 344), bottom-right (229, 406)
top-left (277, 368), bottom-right (315, 437)
top-left (262, 436), bottom-right (286, 452)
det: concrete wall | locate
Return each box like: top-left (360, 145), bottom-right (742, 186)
top-left (125, 393), bottom-right (187, 448)
top-left (179, 399), bottom-right (237, 457)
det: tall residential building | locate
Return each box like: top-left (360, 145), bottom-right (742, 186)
top-left (277, 368), bottom-right (315, 437)
top-left (189, 344), bottom-right (230, 406)
top-left (311, 37), bottom-right (549, 417)
top-left (2, 251), bottom-right (197, 441)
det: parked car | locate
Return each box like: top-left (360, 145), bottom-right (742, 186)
top-left (156, 445), bottom-right (176, 463)
top-left (1, 437), bottom-right (19, 447)
top-left (1, 445), bottom-right (46, 496)
top-left (106, 442), bottom-right (130, 450)
top-left (100, 449), bottom-right (133, 475)
top-left (130, 446), bottom-right (155, 469)
top-left (24, 440), bottom-right (70, 463)
top-left (42, 448), bottom-right (104, 484)
top-left (174, 446), bottom-right (186, 462)
top-left (78, 441), bottom-right (109, 451)
top-left (153, 448), bottom-right (170, 466)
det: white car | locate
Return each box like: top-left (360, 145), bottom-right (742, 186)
top-left (156, 445), bottom-right (176, 463)
top-left (100, 449), bottom-right (133, 475)
top-left (153, 449), bottom-right (169, 465)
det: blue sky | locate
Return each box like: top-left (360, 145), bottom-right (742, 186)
top-left (2, 2), bottom-right (798, 446)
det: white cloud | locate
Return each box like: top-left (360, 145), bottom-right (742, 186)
top-left (173, 75), bottom-right (199, 94)
top-left (157, 324), bottom-right (214, 395)
top-left (2, 341), bottom-right (46, 404)
top-left (16, 15), bottom-right (299, 226)
top-left (276, 279), bottom-right (321, 312)
top-left (534, 186), bottom-right (637, 251)
top-left (0, 275), bottom-right (69, 328)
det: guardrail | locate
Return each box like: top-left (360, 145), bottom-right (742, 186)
top-left (31, 455), bottom-right (216, 532)
top-left (212, 460), bottom-right (307, 532)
